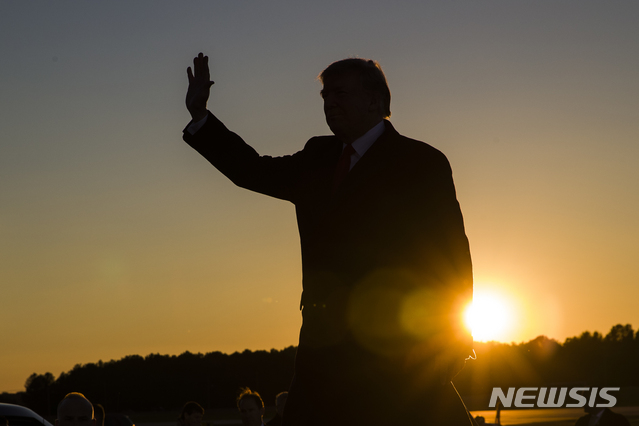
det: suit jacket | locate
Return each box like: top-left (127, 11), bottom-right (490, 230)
top-left (183, 113), bottom-right (474, 425)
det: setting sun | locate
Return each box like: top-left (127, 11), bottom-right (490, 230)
top-left (464, 290), bottom-right (515, 342)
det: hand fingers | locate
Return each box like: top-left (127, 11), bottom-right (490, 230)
top-left (203, 54), bottom-right (210, 79)
top-left (192, 52), bottom-right (210, 79)
top-left (193, 54), bottom-right (201, 78)
top-left (196, 53), bottom-right (209, 79)
top-left (189, 53), bottom-right (214, 88)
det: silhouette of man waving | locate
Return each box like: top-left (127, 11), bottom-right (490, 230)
top-left (183, 52), bottom-right (474, 426)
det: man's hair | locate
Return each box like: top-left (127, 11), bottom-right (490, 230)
top-left (236, 387), bottom-right (264, 409)
top-left (319, 58), bottom-right (391, 118)
top-left (57, 392), bottom-right (94, 417)
top-left (179, 401), bottom-right (204, 420)
top-left (275, 392), bottom-right (288, 406)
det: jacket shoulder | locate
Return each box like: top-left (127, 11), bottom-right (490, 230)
top-left (298, 135), bottom-right (341, 162)
top-left (303, 135), bottom-right (338, 150)
top-left (393, 133), bottom-right (452, 172)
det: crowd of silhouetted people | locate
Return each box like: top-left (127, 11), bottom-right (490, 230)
top-left (176, 389), bottom-right (287, 426)
top-left (32, 389), bottom-right (631, 426)
top-left (50, 389), bottom-right (287, 426)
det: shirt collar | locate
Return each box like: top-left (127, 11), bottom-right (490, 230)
top-left (347, 120), bottom-right (385, 159)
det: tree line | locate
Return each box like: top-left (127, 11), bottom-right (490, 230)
top-left (3, 324), bottom-right (638, 415)
top-left (454, 324), bottom-right (639, 408)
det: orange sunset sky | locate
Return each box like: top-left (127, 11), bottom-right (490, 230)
top-left (1, 1), bottom-right (638, 394)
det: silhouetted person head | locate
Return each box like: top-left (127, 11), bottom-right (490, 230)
top-left (575, 390), bottom-right (630, 426)
top-left (274, 392), bottom-right (287, 417)
top-left (56, 393), bottom-right (95, 426)
top-left (93, 404), bottom-right (104, 426)
top-left (319, 58), bottom-right (391, 144)
top-left (1, 416), bottom-right (8, 426)
top-left (179, 402), bottom-right (204, 426)
top-left (237, 388), bottom-right (264, 426)
top-left (579, 388), bottom-right (610, 416)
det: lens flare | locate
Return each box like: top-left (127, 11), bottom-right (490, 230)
top-left (464, 291), bottom-right (514, 342)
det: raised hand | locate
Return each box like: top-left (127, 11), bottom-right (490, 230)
top-left (186, 52), bottom-right (214, 122)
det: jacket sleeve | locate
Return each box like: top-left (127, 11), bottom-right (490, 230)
top-left (182, 111), bottom-right (305, 202)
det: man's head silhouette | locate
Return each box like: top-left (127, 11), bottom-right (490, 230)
top-left (237, 388), bottom-right (264, 426)
top-left (56, 393), bottom-right (95, 426)
top-left (319, 58), bottom-right (391, 143)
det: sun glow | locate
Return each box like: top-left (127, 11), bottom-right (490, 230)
top-left (464, 290), bottom-right (515, 342)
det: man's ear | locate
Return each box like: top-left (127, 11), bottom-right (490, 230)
top-left (367, 92), bottom-right (383, 115)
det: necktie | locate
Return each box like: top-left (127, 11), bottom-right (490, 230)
top-left (332, 143), bottom-right (355, 192)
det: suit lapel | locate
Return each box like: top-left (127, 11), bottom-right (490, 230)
top-left (306, 121), bottom-right (400, 231)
